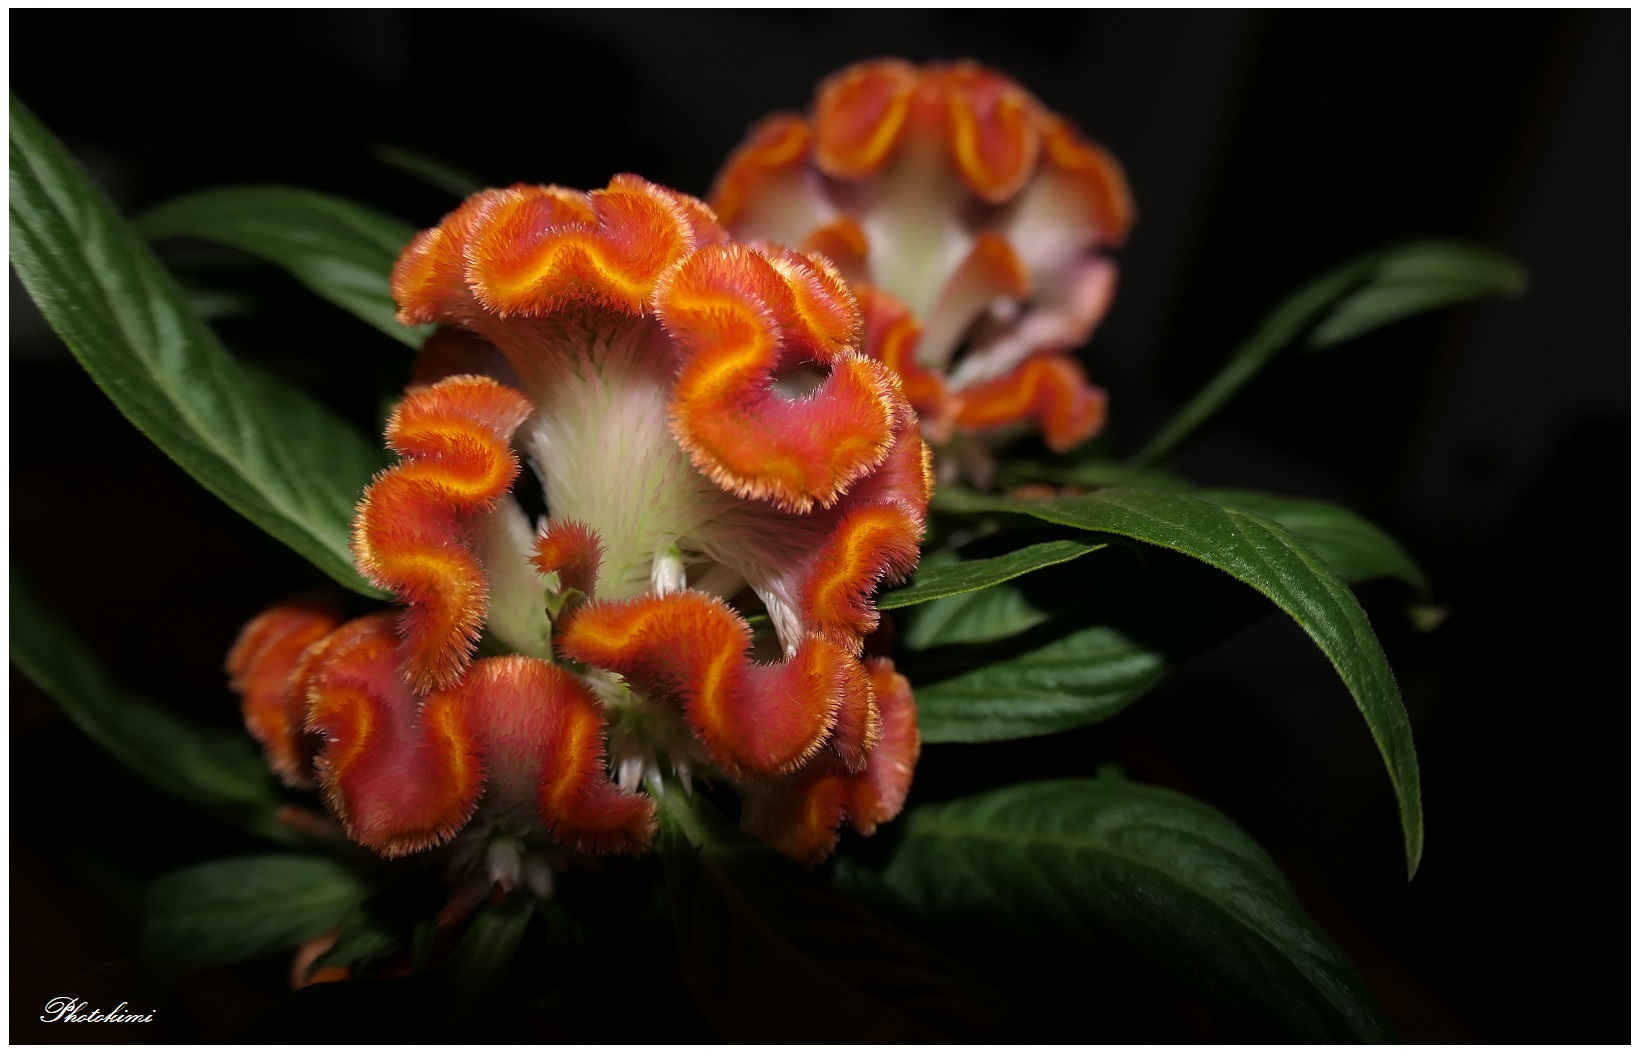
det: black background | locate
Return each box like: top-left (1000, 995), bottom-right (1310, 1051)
top-left (11, 9), bottom-right (1629, 1043)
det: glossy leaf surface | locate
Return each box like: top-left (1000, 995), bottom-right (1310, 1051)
top-left (916, 626), bottom-right (1166, 742)
top-left (857, 776), bottom-right (1394, 1042)
top-left (934, 485), bottom-right (1423, 876)
top-left (143, 855), bottom-right (366, 968)
top-left (1201, 490), bottom-right (1429, 597)
top-left (9, 97), bottom-right (384, 594)
top-left (901, 582), bottom-right (1051, 650)
top-left (880, 539), bottom-right (1104, 609)
top-left (138, 184), bottom-right (430, 347)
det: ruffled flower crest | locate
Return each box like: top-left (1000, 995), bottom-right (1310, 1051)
top-left (711, 59), bottom-right (1135, 478)
top-left (228, 175), bottom-right (927, 879)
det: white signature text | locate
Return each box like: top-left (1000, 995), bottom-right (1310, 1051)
top-left (39, 997), bottom-right (155, 1024)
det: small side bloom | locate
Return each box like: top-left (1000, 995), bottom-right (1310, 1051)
top-left (711, 58), bottom-right (1134, 478)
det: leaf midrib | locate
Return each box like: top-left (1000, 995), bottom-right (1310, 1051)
top-left (13, 138), bottom-right (355, 561)
top-left (984, 490), bottom-right (1422, 870)
top-left (895, 813), bottom-right (1365, 1036)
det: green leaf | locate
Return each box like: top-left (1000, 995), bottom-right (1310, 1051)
top-left (143, 854), bottom-right (366, 968)
top-left (10, 576), bottom-right (292, 839)
top-left (9, 96), bottom-right (385, 595)
top-left (999, 459), bottom-right (1187, 492)
top-left (1199, 490), bottom-right (1429, 598)
top-left (855, 776), bottom-right (1394, 1042)
top-left (901, 582), bottom-right (1050, 650)
top-left (880, 539), bottom-right (1105, 610)
top-left (1134, 238), bottom-right (1524, 467)
top-left (916, 626), bottom-right (1167, 742)
top-left (442, 898), bottom-right (535, 1035)
top-left (934, 485), bottom-right (1424, 877)
top-left (1309, 240), bottom-right (1526, 348)
top-left (308, 908), bottom-right (403, 979)
top-left (653, 782), bottom-right (1024, 1042)
top-left (371, 142), bottom-right (486, 199)
top-left (242, 897), bottom-right (539, 1042)
top-left (137, 184), bottom-right (431, 348)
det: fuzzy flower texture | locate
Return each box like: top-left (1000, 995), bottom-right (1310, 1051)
top-left (229, 173), bottom-right (929, 892)
top-left (226, 60), bottom-right (1129, 899)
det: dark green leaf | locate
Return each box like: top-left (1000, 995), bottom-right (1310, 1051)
top-left (1309, 240), bottom-right (1526, 348)
top-left (372, 142), bottom-right (486, 199)
top-left (855, 776), bottom-right (1393, 1042)
top-left (243, 897), bottom-right (548, 1042)
top-left (9, 96), bottom-right (384, 594)
top-left (880, 539), bottom-right (1104, 609)
top-left (137, 184), bottom-right (430, 348)
top-left (654, 782), bottom-right (1024, 1042)
top-left (916, 626), bottom-right (1166, 742)
top-left (1199, 490), bottom-right (1429, 597)
top-left (1134, 238), bottom-right (1523, 467)
top-left (901, 582), bottom-right (1050, 650)
top-left (10, 577), bottom-right (291, 840)
top-left (143, 854), bottom-right (366, 968)
top-left (999, 459), bottom-right (1187, 491)
top-left (308, 909), bottom-right (403, 978)
top-left (442, 898), bottom-right (535, 1035)
top-left (934, 485), bottom-right (1423, 876)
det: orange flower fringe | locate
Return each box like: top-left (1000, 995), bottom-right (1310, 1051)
top-left (228, 175), bottom-right (928, 887)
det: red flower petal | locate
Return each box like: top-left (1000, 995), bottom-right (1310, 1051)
top-left (796, 423), bottom-right (931, 648)
top-left (655, 242), bottom-right (903, 512)
top-left (468, 174), bottom-right (704, 318)
top-left (739, 657), bottom-right (920, 862)
top-left (226, 594), bottom-right (345, 787)
top-left (352, 375), bottom-right (533, 692)
top-left (532, 518), bottom-right (604, 598)
top-left (848, 657), bottom-right (921, 834)
top-left (952, 353), bottom-right (1108, 452)
top-left (711, 59), bottom-right (1133, 461)
top-left (304, 615), bottom-right (485, 858)
top-left (558, 590), bottom-right (850, 778)
top-left (457, 656), bottom-right (655, 854)
top-left (392, 185), bottom-right (589, 326)
top-left (1041, 116), bottom-right (1136, 246)
top-left (708, 114), bottom-right (814, 228)
top-left (931, 62), bottom-right (1043, 203)
top-left (826, 655), bottom-right (880, 774)
top-left (800, 217), bottom-right (871, 287)
top-left (859, 287), bottom-right (953, 436)
top-left (740, 769), bottom-right (855, 865)
top-left (813, 58), bottom-right (918, 179)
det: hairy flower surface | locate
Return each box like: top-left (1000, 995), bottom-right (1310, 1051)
top-left (228, 175), bottom-right (930, 885)
top-left (711, 59), bottom-right (1134, 478)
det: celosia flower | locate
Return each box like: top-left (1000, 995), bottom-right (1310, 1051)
top-left (711, 59), bottom-right (1134, 480)
top-left (228, 174), bottom-right (931, 890)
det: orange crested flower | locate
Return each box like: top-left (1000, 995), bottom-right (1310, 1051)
top-left (227, 175), bottom-right (930, 895)
top-left (710, 59), bottom-right (1134, 481)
